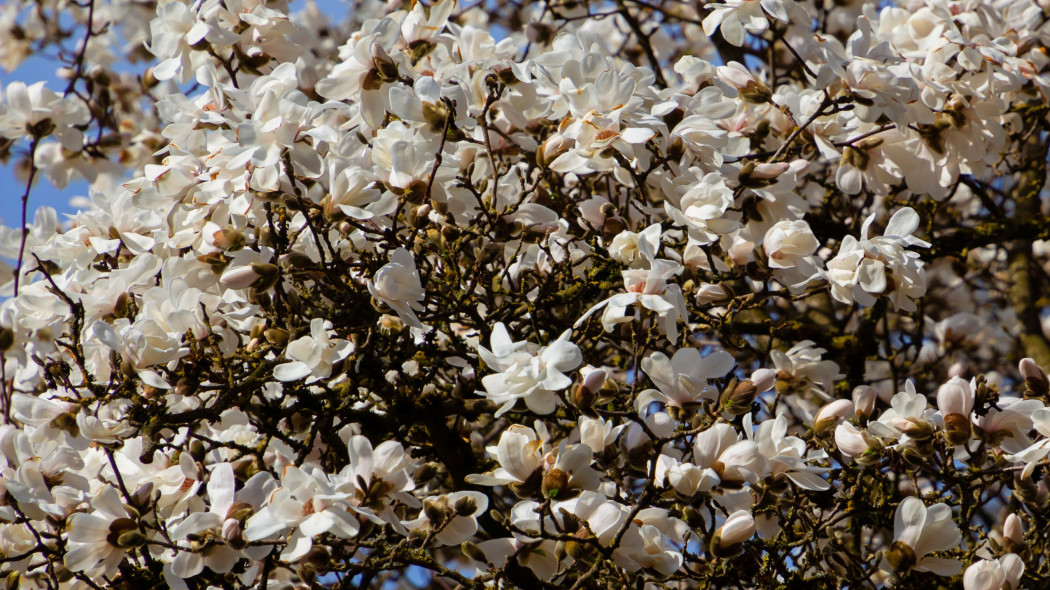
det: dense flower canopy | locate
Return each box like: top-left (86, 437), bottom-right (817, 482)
top-left (0, 0), bottom-right (1049, 588)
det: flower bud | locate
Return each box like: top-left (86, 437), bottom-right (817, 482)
top-left (453, 495), bottom-right (478, 517)
top-left (852, 386), bottom-right (877, 423)
top-left (1020, 358), bottom-right (1049, 398)
top-left (423, 497), bottom-right (449, 524)
top-left (573, 368), bottom-right (606, 410)
top-left (226, 501), bottom-right (254, 522)
top-left (542, 468), bottom-right (570, 499)
top-left (1004, 514), bottom-right (1024, 553)
top-left (461, 541), bottom-right (488, 564)
top-left (222, 518), bottom-right (244, 547)
top-left (212, 227), bottom-right (246, 251)
top-left (834, 422), bottom-right (869, 458)
top-left (814, 399), bottom-right (854, 437)
top-left (720, 379), bottom-right (757, 415)
top-left (942, 413), bottom-right (972, 446)
top-left (884, 540), bottom-right (917, 572)
top-left (937, 376), bottom-right (974, 417)
top-left (415, 462), bottom-right (440, 484)
top-left (710, 511), bottom-right (755, 558)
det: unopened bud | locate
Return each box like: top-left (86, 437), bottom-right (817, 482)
top-left (213, 227), bottom-right (246, 251)
top-left (415, 462), bottom-right (439, 484)
top-left (542, 468), bottom-right (570, 499)
top-left (852, 386), bottom-right (877, 423)
top-left (1020, 358), bottom-right (1049, 398)
top-left (264, 328), bottom-right (290, 348)
top-left (116, 529), bottom-right (147, 548)
top-left (710, 511), bottom-right (755, 558)
top-left (461, 541), bottom-right (488, 564)
top-left (1004, 513), bottom-right (1024, 553)
top-left (942, 413), bottom-right (972, 446)
top-left (573, 368), bottom-right (606, 410)
top-left (814, 399), bottom-right (853, 437)
top-left (453, 495), bottom-right (478, 517)
top-left (884, 540), bottom-right (917, 572)
top-left (423, 497), bottom-right (449, 523)
top-left (721, 379), bottom-right (757, 415)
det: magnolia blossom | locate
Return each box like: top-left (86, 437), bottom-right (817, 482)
top-left (963, 554), bottom-right (1024, 590)
top-left (823, 208), bottom-right (930, 311)
top-left (636, 348), bottom-right (735, 412)
top-left (477, 323), bottom-right (582, 416)
top-left (273, 318), bottom-right (354, 383)
top-left (369, 248), bottom-right (427, 330)
top-left (882, 497), bottom-right (961, 576)
top-left (576, 259), bottom-right (688, 344)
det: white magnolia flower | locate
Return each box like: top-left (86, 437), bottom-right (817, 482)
top-left (636, 348), bottom-right (735, 412)
top-left (477, 323), bottom-right (582, 417)
top-left (368, 248), bottom-right (427, 330)
top-left (823, 208), bottom-right (930, 312)
top-left (273, 318), bottom-right (354, 383)
top-left (963, 554), bottom-right (1024, 590)
top-left (65, 486), bottom-right (140, 577)
top-left (882, 497), bottom-right (961, 576)
top-left (711, 510), bottom-right (755, 555)
top-left (575, 259), bottom-right (688, 344)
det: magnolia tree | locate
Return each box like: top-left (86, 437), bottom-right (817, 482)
top-left (1, 0), bottom-right (1050, 588)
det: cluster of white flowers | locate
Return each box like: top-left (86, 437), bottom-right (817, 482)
top-left (0, 0), bottom-right (1049, 587)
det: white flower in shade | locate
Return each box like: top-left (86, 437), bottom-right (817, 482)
top-left (575, 259), bottom-right (688, 344)
top-left (273, 318), bottom-right (354, 383)
top-left (869, 381), bottom-right (938, 444)
top-left (64, 486), bottom-right (139, 577)
top-left (963, 554), bottom-right (1024, 590)
top-left (368, 248), bottom-right (427, 330)
top-left (477, 324), bottom-right (582, 417)
top-left (636, 348), bottom-right (735, 412)
top-left (882, 497), bottom-right (961, 576)
top-left (1006, 407), bottom-right (1050, 478)
top-left (770, 340), bottom-right (842, 400)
